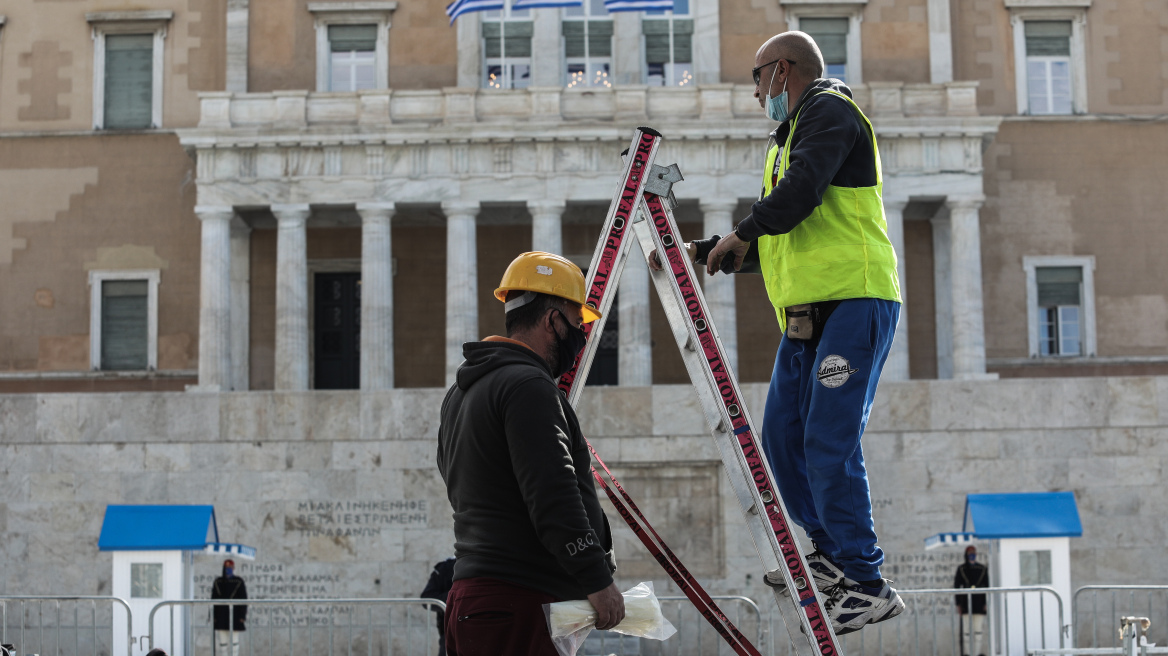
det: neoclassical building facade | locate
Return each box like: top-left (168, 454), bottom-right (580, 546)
top-left (1, 0), bottom-right (1166, 392)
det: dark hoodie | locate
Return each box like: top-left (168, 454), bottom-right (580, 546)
top-left (735, 78), bottom-right (878, 242)
top-left (437, 338), bottom-right (615, 601)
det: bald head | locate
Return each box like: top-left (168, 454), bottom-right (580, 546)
top-left (757, 31), bottom-right (825, 82)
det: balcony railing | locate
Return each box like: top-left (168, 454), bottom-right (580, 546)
top-left (195, 81), bottom-right (981, 131)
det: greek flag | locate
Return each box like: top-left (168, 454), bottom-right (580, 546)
top-left (512, 0), bottom-right (582, 8)
top-left (446, 0), bottom-right (505, 24)
top-left (604, 0), bottom-right (672, 11)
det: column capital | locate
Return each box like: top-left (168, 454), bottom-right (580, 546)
top-left (526, 199), bottom-right (566, 215)
top-left (946, 196), bottom-right (985, 211)
top-left (271, 203), bottom-right (311, 223)
top-left (441, 200), bottom-right (480, 218)
top-left (195, 205), bottom-right (235, 222)
top-left (699, 199), bottom-right (739, 214)
top-left (356, 202), bottom-right (396, 222)
top-left (883, 197), bottom-right (910, 211)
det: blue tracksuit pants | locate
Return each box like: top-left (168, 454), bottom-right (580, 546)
top-left (761, 298), bottom-right (900, 582)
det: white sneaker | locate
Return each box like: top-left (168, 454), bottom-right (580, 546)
top-left (822, 578), bottom-right (905, 635)
top-left (805, 545), bottom-right (845, 591)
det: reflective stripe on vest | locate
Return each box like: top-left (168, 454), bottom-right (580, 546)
top-left (757, 89), bottom-right (901, 330)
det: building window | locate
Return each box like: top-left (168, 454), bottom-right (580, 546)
top-left (1023, 256), bottom-right (1095, 358)
top-left (308, 2), bottom-right (396, 92)
top-left (89, 270), bottom-right (160, 371)
top-left (644, 0), bottom-right (693, 87)
top-left (1024, 21), bottom-right (1072, 115)
top-left (801, 17), bottom-right (849, 82)
top-left (88, 11), bottom-right (171, 130)
top-left (1019, 550), bottom-right (1052, 586)
top-left (482, 7), bottom-right (532, 89)
top-left (131, 563), bottom-right (164, 598)
top-left (104, 35), bottom-right (155, 129)
top-left (564, 0), bottom-right (613, 89)
top-left (779, 4), bottom-right (864, 85)
top-left (328, 25), bottom-right (377, 91)
top-left (1009, 5), bottom-right (1087, 115)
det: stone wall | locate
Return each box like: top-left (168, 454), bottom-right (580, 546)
top-left (1, 376), bottom-right (1166, 615)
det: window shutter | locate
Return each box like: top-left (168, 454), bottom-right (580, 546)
top-left (483, 21), bottom-right (533, 58)
top-left (101, 280), bottom-right (148, 370)
top-left (589, 20), bottom-right (614, 57)
top-left (563, 21), bottom-right (586, 58)
top-left (1036, 266), bottom-right (1082, 306)
top-left (802, 17), bottom-right (849, 66)
top-left (643, 19), bottom-right (692, 64)
top-left (643, 20), bottom-right (670, 64)
top-left (329, 24), bottom-right (377, 52)
top-left (104, 34), bottom-right (154, 130)
top-left (672, 20), bottom-right (693, 63)
top-left (1025, 21), bottom-right (1071, 56)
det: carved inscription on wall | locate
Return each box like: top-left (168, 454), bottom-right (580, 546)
top-left (883, 550), bottom-right (966, 616)
top-left (285, 500), bottom-right (429, 538)
top-left (598, 464), bottom-right (723, 580)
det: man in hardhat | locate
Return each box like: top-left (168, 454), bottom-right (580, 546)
top-left (437, 252), bottom-right (624, 655)
top-left (655, 31), bottom-right (904, 634)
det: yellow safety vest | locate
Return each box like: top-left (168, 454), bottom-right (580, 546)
top-left (757, 89), bottom-right (901, 330)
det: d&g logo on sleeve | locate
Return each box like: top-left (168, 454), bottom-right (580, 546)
top-left (817, 355), bottom-right (858, 388)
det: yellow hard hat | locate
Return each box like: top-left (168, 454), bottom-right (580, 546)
top-left (494, 252), bottom-right (602, 323)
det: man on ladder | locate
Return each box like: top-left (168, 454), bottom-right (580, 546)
top-left (669, 30), bottom-right (906, 635)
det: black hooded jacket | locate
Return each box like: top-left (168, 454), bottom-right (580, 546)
top-left (437, 338), bottom-right (615, 601)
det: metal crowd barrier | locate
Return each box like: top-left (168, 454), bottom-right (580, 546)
top-left (0, 595), bottom-right (133, 656)
top-left (764, 586), bottom-right (1066, 656)
top-left (148, 598), bottom-right (445, 656)
top-left (1073, 586), bottom-right (1168, 653)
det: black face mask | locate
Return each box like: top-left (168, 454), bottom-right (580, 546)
top-left (551, 309), bottom-right (588, 378)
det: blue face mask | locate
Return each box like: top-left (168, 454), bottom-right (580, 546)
top-left (764, 63), bottom-right (789, 122)
top-left (225, 567), bottom-right (234, 578)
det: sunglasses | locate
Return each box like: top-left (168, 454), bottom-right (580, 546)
top-left (752, 58), bottom-right (796, 86)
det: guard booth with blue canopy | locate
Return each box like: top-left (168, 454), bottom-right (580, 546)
top-left (99, 505), bottom-right (256, 656)
top-left (926, 491), bottom-right (1083, 655)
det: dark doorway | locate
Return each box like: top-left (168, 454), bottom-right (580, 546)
top-left (587, 293), bottom-right (618, 386)
top-left (314, 272), bottom-right (361, 389)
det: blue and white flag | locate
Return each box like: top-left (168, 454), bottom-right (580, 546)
top-left (604, 0), bottom-right (672, 11)
top-left (446, 0), bottom-right (505, 24)
top-left (512, 0), bottom-right (583, 8)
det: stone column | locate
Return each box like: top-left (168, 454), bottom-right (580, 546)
top-left (883, 198), bottom-right (910, 381)
top-left (700, 199), bottom-right (739, 373)
top-left (456, 12), bottom-right (482, 88)
top-left (692, 0), bottom-right (722, 84)
top-left (272, 204), bottom-right (311, 390)
top-left (948, 197), bottom-right (988, 379)
top-left (931, 209), bottom-right (953, 379)
top-left (530, 9), bottom-right (561, 87)
top-left (618, 254), bottom-right (652, 386)
top-left (443, 201), bottom-right (480, 387)
top-left (229, 216), bottom-right (251, 391)
top-left (927, 0), bottom-right (953, 84)
top-left (528, 200), bottom-right (565, 254)
top-left (226, 0), bottom-right (249, 92)
top-left (195, 206), bottom-right (234, 390)
top-left (612, 12), bottom-right (642, 86)
top-left (358, 202), bottom-right (396, 390)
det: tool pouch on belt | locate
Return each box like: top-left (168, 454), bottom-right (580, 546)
top-left (785, 301), bottom-right (842, 341)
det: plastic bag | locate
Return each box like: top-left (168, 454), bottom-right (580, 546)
top-left (543, 581), bottom-right (677, 656)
